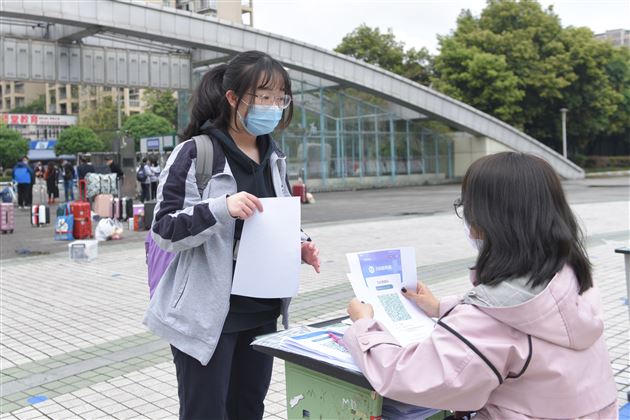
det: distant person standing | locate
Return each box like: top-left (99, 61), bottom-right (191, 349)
top-left (149, 158), bottom-right (161, 201)
top-left (77, 157), bottom-right (95, 180)
top-left (61, 160), bottom-right (75, 202)
top-left (44, 161), bottom-right (60, 204)
top-left (12, 156), bottom-right (34, 209)
top-left (137, 157), bottom-right (152, 202)
top-left (106, 156), bottom-right (124, 181)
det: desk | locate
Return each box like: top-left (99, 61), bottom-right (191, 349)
top-left (254, 318), bottom-right (448, 420)
top-left (615, 246), bottom-right (630, 320)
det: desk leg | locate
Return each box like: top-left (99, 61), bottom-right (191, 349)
top-left (625, 254), bottom-right (630, 321)
top-left (284, 362), bottom-right (382, 419)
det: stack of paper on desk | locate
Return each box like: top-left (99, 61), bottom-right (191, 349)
top-left (346, 247), bottom-right (436, 346)
top-left (282, 328), bottom-right (360, 372)
top-left (251, 325), bottom-right (361, 372)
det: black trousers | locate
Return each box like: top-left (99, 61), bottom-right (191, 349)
top-left (171, 321), bottom-right (277, 420)
top-left (17, 183), bottom-right (32, 207)
top-left (140, 183), bottom-right (150, 202)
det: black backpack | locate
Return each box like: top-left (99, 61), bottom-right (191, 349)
top-left (136, 165), bottom-right (147, 182)
top-left (63, 164), bottom-right (74, 181)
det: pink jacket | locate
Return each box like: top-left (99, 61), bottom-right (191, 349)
top-left (344, 266), bottom-right (618, 419)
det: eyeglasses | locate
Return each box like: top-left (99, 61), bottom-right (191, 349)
top-left (453, 197), bottom-right (464, 219)
top-left (247, 92), bottom-right (292, 109)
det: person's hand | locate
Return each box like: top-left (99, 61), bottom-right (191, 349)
top-left (226, 192), bottom-right (263, 220)
top-left (301, 241), bottom-right (321, 273)
top-left (347, 298), bottom-right (374, 321)
top-left (402, 282), bottom-right (440, 318)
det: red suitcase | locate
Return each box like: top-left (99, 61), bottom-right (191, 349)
top-left (72, 179), bottom-right (92, 239)
top-left (292, 183), bottom-right (307, 204)
top-left (73, 219), bottom-right (92, 240)
top-left (0, 203), bottom-right (14, 233)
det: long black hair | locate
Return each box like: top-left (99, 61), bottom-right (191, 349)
top-left (182, 50), bottom-right (293, 140)
top-left (462, 152), bottom-right (592, 293)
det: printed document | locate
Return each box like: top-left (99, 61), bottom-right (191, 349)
top-left (232, 197), bottom-right (301, 298)
top-left (346, 247), bottom-right (435, 345)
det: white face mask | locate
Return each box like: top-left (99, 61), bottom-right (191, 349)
top-left (464, 222), bottom-right (484, 251)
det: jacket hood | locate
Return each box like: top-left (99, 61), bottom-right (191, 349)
top-left (464, 265), bottom-right (603, 350)
top-left (207, 128), bottom-right (273, 174)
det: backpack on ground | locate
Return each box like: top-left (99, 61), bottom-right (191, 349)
top-left (146, 135), bottom-right (215, 298)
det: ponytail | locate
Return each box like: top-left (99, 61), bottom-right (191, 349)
top-left (182, 64), bottom-right (228, 140)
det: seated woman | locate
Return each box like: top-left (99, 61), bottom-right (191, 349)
top-left (344, 152), bottom-right (618, 419)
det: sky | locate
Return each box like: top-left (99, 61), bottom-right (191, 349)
top-left (254, 0), bottom-right (629, 54)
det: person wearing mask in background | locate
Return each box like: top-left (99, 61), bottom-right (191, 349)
top-left (149, 158), bottom-right (161, 201)
top-left (77, 157), bottom-right (95, 180)
top-left (61, 160), bottom-right (75, 202)
top-left (44, 161), bottom-right (60, 204)
top-left (12, 156), bottom-right (34, 209)
top-left (344, 152), bottom-right (617, 419)
top-left (144, 51), bottom-right (321, 420)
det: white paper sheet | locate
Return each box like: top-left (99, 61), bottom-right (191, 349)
top-left (231, 197), bottom-right (301, 298)
top-left (346, 248), bottom-right (435, 346)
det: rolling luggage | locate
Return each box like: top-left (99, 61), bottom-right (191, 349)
top-left (72, 179), bottom-right (92, 239)
top-left (31, 204), bottom-right (49, 226)
top-left (74, 219), bottom-right (92, 240)
top-left (93, 194), bottom-right (114, 218)
top-left (113, 197), bottom-right (133, 221)
top-left (0, 203), bottom-right (15, 233)
top-left (143, 200), bottom-right (156, 230)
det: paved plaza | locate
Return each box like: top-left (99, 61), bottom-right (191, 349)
top-left (0, 179), bottom-right (628, 419)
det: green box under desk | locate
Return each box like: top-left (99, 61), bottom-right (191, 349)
top-left (285, 361), bottom-right (382, 420)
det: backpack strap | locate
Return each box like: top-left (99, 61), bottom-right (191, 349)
top-left (192, 134), bottom-right (214, 196)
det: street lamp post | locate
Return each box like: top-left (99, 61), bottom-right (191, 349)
top-left (560, 108), bottom-right (568, 158)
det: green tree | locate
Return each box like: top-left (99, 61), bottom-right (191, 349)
top-left (143, 89), bottom-right (177, 127)
top-left (79, 96), bottom-right (120, 149)
top-left (0, 126), bottom-right (29, 169)
top-left (56, 126), bottom-right (104, 155)
top-left (11, 95), bottom-right (46, 114)
top-left (122, 112), bottom-right (173, 149)
top-left (335, 24), bottom-right (434, 85)
top-left (432, 0), bottom-right (629, 155)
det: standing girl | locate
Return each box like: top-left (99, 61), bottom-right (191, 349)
top-left (344, 152), bottom-right (617, 419)
top-left (144, 51), bottom-right (320, 420)
top-left (44, 161), bottom-right (59, 204)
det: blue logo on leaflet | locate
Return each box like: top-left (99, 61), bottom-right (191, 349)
top-left (358, 250), bottom-right (402, 280)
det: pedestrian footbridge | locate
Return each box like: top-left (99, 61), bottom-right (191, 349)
top-left (0, 0), bottom-right (583, 181)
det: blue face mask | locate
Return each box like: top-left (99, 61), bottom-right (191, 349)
top-left (239, 105), bottom-right (283, 136)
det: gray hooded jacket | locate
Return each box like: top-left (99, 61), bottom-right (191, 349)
top-left (143, 135), bottom-right (305, 365)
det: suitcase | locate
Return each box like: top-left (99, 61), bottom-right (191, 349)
top-left (73, 218), bottom-right (92, 239)
top-left (292, 183), bottom-right (307, 204)
top-left (31, 205), bottom-right (39, 226)
top-left (0, 203), bottom-right (15, 233)
top-left (112, 198), bottom-right (122, 220)
top-left (38, 204), bottom-right (50, 225)
top-left (113, 197), bottom-right (133, 221)
top-left (143, 200), bottom-right (156, 230)
top-left (93, 194), bottom-right (114, 218)
top-left (72, 179), bottom-right (92, 239)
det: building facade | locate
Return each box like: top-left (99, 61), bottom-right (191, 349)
top-left (0, 81), bottom-right (45, 113)
top-left (594, 29), bottom-right (630, 48)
